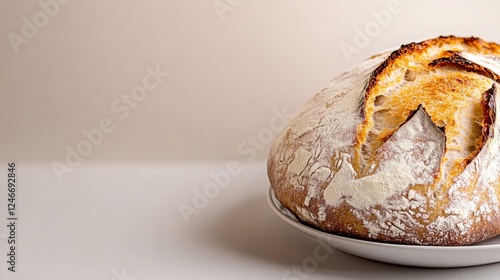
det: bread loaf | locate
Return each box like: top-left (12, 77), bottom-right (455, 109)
top-left (267, 36), bottom-right (500, 246)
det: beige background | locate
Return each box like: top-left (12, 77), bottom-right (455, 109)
top-left (1, 0), bottom-right (500, 162)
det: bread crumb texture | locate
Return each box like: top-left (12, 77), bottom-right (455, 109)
top-left (268, 36), bottom-right (500, 245)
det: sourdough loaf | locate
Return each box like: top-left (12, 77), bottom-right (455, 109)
top-left (267, 36), bottom-right (500, 245)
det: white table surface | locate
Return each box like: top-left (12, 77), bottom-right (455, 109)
top-left (1, 161), bottom-right (500, 280)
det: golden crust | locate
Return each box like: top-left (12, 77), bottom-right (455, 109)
top-left (268, 36), bottom-right (500, 246)
top-left (366, 36), bottom-right (500, 94)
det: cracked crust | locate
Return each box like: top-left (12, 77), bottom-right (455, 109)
top-left (268, 36), bottom-right (500, 245)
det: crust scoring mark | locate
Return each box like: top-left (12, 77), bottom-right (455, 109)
top-left (429, 53), bottom-right (500, 163)
top-left (479, 85), bottom-right (496, 147)
top-left (358, 40), bottom-right (500, 185)
top-left (324, 106), bottom-right (445, 209)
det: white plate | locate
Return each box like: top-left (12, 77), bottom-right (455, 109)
top-left (267, 187), bottom-right (500, 268)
